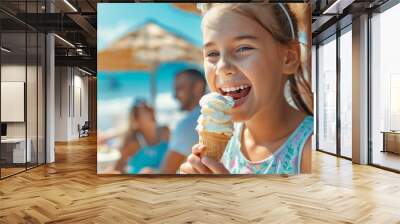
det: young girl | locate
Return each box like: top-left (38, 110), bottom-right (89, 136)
top-left (179, 3), bottom-right (313, 174)
top-left (114, 99), bottom-right (169, 174)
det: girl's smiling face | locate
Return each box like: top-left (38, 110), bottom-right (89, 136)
top-left (202, 6), bottom-right (296, 122)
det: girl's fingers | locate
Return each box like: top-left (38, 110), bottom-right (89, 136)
top-left (201, 156), bottom-right (230, 174)
top-left (181, 144), bottom-right (228, 174)
top-left (192, 144), bottom-right (206, 156)
top-left (179, 161), bottom-right (199, 174)
top-left (187, 154), bottom-right (212, 174)
top-left (138, 167), bottom-right (154, 174)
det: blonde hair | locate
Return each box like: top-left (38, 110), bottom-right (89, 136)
top-left (198, 3), bottom-right (313, 115)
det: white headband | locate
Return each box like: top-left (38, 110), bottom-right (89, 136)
top-left (278, 3), bottom-right (295, 39)
top-left (198, 3), bottom-right (296, 40)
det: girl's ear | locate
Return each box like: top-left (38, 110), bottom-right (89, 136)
top-left (281, 42), bottom-right (301, 75)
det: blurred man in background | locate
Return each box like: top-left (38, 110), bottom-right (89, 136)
top-left (160, 69), bottom-right (206, 173)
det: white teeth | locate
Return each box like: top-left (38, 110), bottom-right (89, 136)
top-left (221, 85), bottom-right (250, 93)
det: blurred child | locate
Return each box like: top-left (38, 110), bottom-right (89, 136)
top-left (115, 99), bottom-right (169, 173)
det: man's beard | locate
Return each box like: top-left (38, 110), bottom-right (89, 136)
top-left (180, 94), bottom-right (195, 111)
top-left (180, 102), bottom-right (189, 111)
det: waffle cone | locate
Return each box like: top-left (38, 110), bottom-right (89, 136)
top-left (198, 131), bottom-right (231, 161)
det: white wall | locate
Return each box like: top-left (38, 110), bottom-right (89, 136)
top-left (1, 82), bottom-right (25, 122)
top-left (54, 67), bottom-right (89, 141)
top-left (1, 64), bottom-right (46, 163)
top-left (1, 65), bottom-right (35, 138)
top-left (1, 65), bottom-right (26, 139)
top-left (73, 73), bottom-right (89, 137)
top-left (55, 66), bottom-right (69, 141)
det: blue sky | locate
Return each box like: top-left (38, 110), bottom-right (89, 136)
top-left (97, 3), bottom-right (202, 51)
top-left (97, 3), bottom-right (204, 102)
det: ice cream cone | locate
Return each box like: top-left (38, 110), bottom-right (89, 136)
top-left (198, 131), bottom-right (231, 161)
top-left (196, 93), bottom-right (234, 162)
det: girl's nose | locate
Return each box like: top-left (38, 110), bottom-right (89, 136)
top-left (216, 54), bottom-right (235, 77)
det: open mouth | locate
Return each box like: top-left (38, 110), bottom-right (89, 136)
top-left (219, 84), bottom-right (252, 108)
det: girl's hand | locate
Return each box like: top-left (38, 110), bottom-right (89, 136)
top-left (179, 144), bottom-right (230, 174)
top-left (138, 167), bottom-right (155, 174)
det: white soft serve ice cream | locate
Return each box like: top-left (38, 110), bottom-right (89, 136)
top-left (196, 92), bottom-right (234, 136)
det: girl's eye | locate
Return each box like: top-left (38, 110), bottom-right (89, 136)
top-left (206, 51), bottom-right (219, 57)
top-left (236, 46), bottom-right (254, 53)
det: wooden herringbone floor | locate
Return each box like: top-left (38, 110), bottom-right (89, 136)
top-left (1, 135), bottom-right (400, 224)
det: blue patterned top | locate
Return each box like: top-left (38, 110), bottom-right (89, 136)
top-left (221, 116), bottom-right (313, 174)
